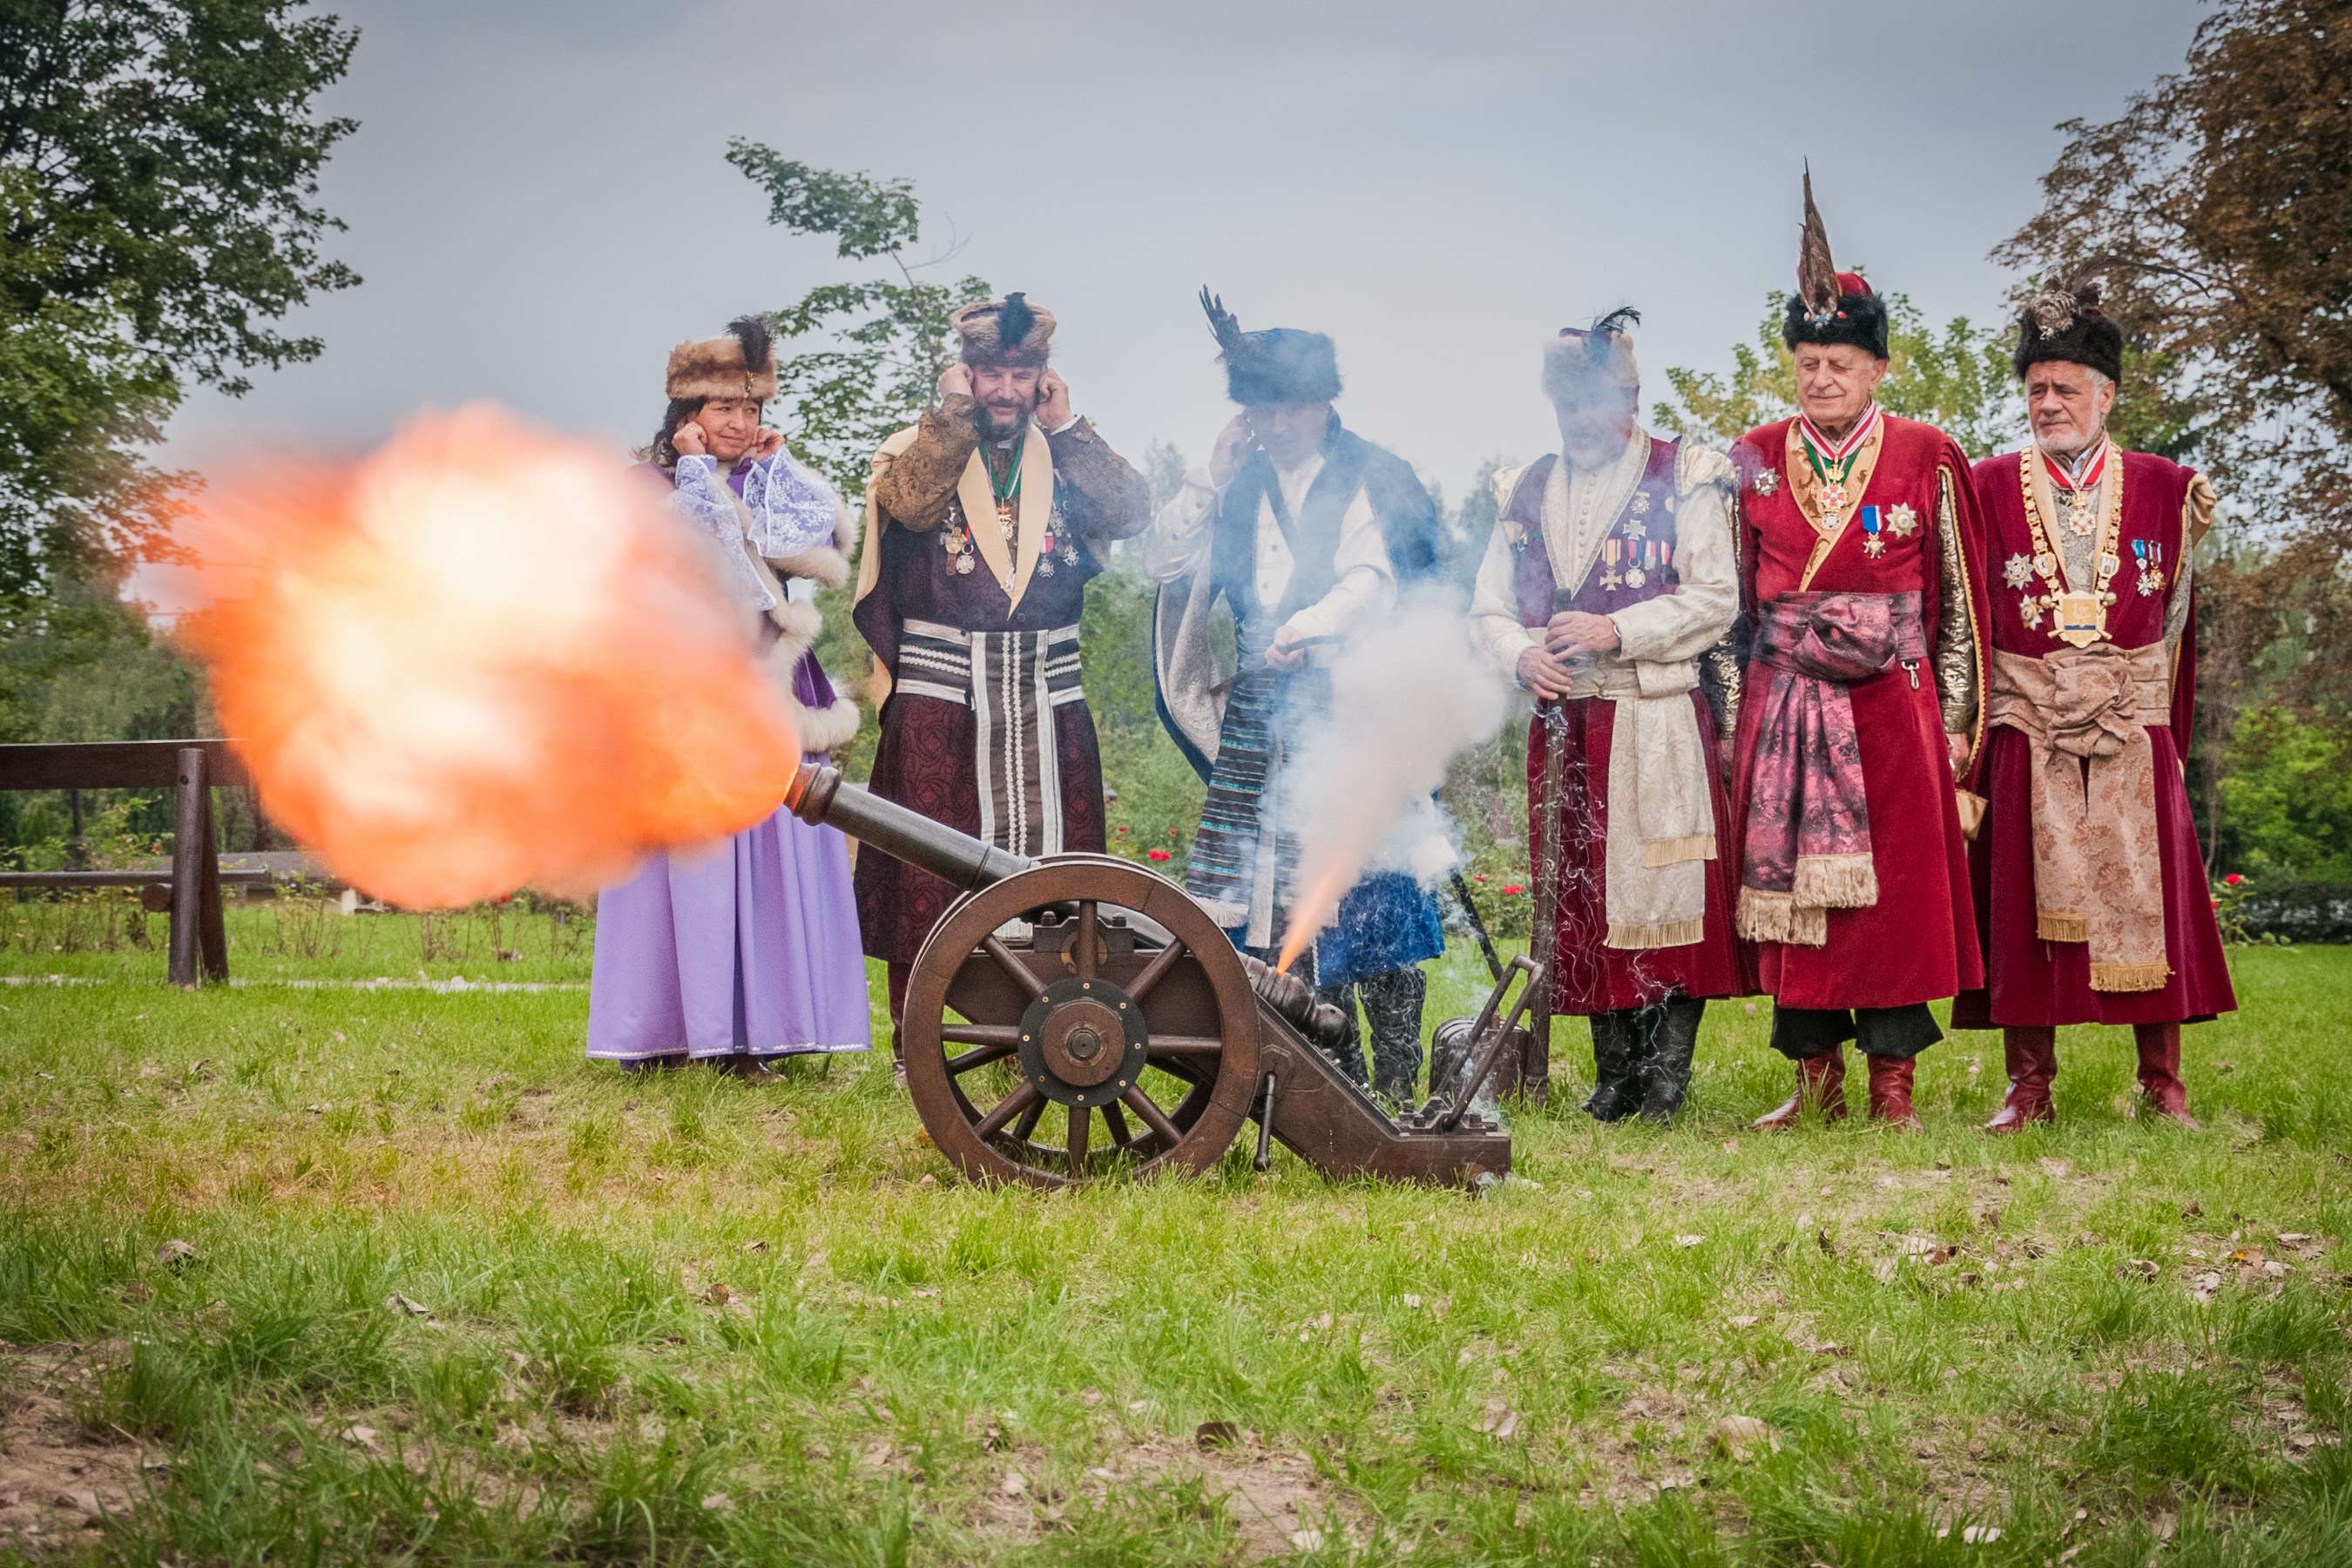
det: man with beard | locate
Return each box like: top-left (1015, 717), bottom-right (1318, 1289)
top-left (1468, 310), bottom-right (1747, 1122)
top-left (1730, 175), bottom-right (1992, 1131)
top-left (852, 294), bottom-right (1153, 1041)
top-left (1952, 266), bottom-right (2234, 1130)
top-left (1148, 292), bottom-right (1445, 1104)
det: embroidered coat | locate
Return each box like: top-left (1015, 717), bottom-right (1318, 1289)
top-left (1950, 448), bottom-right (2234, 1027)
top-left (1470, 434), bottom-right (1748, 1013)
top-left (850, 395), bottom-right (1152, 965)
top-left (1727, 413), bottom-right (1991, 1010)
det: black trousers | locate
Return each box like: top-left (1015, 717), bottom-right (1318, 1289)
top-left (1318, 966), bottom-right (1429, 1097)
top-left (1769, 1003), bottom-right (1941, 1062)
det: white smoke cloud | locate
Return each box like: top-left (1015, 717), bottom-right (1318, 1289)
top-left (1276, 586), bottom-right (1511, 955)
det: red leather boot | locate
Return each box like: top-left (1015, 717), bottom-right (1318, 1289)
top-left (2134, 1022), bottom-right (2200, 1128)
top-left (1984, 1026), bottom-right (2058, 1133)
top-left (1751, 1050), bottom-right (1847, 1132)
top-left (1865, 1054), bottom-right (1921, 1129)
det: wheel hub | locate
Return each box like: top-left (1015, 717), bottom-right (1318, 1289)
top-left (1017, 977), bottom-right (1149, 1108)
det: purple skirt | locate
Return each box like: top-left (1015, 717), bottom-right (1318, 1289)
top-left (587, 782), bottom-right (871, 1062)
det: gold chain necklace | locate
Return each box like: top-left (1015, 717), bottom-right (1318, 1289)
top-left (2017, 443), bottom-right (2124, 648)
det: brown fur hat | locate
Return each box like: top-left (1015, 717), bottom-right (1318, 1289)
top-left (1543, 308), bottom-right (1641, 406)
top-left (665, 316), bottom-right (777, 402)
top-left (953, 294), bottom-right (1055, 368)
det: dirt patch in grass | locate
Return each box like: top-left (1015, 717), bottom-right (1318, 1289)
top-left (1109, 1435), bottom-right (1367, 1562)
top-left (0, 1345), bottom-right (151, 1556)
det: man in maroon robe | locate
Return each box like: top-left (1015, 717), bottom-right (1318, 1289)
top-left (1730, 176), bottom-right (1992, 1131)
top-left (851, 295), bottom-right (1153, 1041)
top-left (1953, 266), bottom-right (2234, 1130)
top-left (1470, 309), bottom-right (1747, 1121)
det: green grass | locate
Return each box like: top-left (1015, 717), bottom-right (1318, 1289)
top-left (1, 922), bottom-right (2347, 1565)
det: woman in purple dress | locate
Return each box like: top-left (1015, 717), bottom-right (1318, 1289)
top-left (587, 317), bottom-right (871, 1071)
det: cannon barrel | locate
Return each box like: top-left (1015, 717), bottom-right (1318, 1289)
top-left (784, 763), bottom-right (1348, 1049)
top-left (785, 763), bottom-right (1034, 893)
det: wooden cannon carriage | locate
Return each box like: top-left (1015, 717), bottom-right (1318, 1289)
top-left (784, 763), bottom-right (1535, 1190)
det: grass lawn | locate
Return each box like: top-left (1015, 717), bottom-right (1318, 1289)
top-left (1, 908), bottom-right (2347, 1565)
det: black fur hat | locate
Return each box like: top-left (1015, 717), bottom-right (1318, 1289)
top-left (1200, 288), bottom-right (1342, 405)
top-left (2014, 266), bottom-right (2125, 383)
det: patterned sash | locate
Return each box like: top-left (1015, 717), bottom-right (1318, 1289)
top-left (1988, 642), bottom-right (2173, 990)
top-left (1736, 591), bottom-right (1925, 946)
top-left (895, 618), bottom-right (1084, 858)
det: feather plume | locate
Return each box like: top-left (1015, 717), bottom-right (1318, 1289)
top-left (1200, 286), bottom-right (1247, 363)
top-left (996, 292), bottom-right (1036, 351)
top-left (2031, 252), bottom-right (2146, 334)
top-left (724, 314), bottom-right (774, 375)
top-left (1588, 306), bottom-right (1641, 354)
top-left (1796, 163), bottom-right (1841, 324)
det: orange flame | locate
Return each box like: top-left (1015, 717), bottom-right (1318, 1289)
top-left (171, 406), bottom-right (802, 908)
top-left (1274, 863), bottom-right (1352, 975)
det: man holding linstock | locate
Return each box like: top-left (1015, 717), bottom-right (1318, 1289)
top-left (1148, 292), bottom-right (1446, 1104)
top-left (1950, 267), bottom-right (2234, 1129)
top-left (852, 295), bottom-right (1154, 1045)
top-left (1728, 174), bottom-right (1992, 1131)
top-left (1468, 309), bottom-right (1746, 1122)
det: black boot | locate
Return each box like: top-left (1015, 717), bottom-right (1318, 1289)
top-left (1639, 997), bottom-right (1705, 1121)
top-left (1584, 1010), bottom-right (1643, 1123)
top-left (1313, 980), bottom-right (1372, 1086)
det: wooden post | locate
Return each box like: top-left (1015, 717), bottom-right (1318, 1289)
top-left (196, 776), bottom-right (228, 983)
top-left (167, 747), bottom-right (207, 988)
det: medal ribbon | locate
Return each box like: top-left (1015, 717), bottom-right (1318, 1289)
top-left (2045, 442), bottom-right (2107, 494)
top-left (1795, 402), bottom-right (1882, 489)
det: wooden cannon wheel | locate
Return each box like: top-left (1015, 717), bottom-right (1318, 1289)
top-left (900, 856), bottom-right (1261, 1189)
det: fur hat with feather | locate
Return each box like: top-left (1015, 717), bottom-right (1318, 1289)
top-left (1781, 167), bottom-right (1889, 360)
top-left (1200, 287), bottom-right (1342, 405)
top-left (1544, 307), bottom-right (1642, 406)
top-left (666, 315), bottom-right (778, 402)
top-left (2014, 259), bottom-right (2127, 383)
top-left (953, 294), bottom-right (1056, 368)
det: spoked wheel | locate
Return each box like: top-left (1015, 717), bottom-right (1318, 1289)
top-left (900, 855), bottom-right (1260, 1188)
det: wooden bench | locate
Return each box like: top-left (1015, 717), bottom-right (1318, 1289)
top-left (0, 740), bottom-right (252, 987)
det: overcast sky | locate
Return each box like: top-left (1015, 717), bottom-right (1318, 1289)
top-left (163, 0), bottom-right (2210, 500)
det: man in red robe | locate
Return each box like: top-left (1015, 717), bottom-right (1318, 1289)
top-left (1730, 177), bottom-right (1992, 1130)
top-left (1953, 267), bottom-right (2234, 1130)
top-left (1469, 309), bottom-right (1747, 1121)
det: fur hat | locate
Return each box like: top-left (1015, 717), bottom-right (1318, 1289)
top-left (665, 316), bottom-right (777, 402)
top-left (1199, 288), bottom-right (1342, 405)
top-left (952, 293), bottom-right (1056, 368)
top-left (1781, 169), bottom-right (1890, 360)
top-left (1544, 308), bottom-right (1641, 406)
top-left (2014, 262), bottom-right (2126, 383)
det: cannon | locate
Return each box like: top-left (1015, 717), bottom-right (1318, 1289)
top-left (784, 763), bottom-right (1535, 1189)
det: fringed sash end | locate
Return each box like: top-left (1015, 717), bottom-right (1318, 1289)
top-left (1606, 916), bottom-right (1706, 950)
top-left (2090, 959), bottom-right (2172, 993)
top-left (1738, 887), bottom-right (1828, 947)
top-left (1791, 852), bottom-right (1877, 909)
top-left (2037, 909), bottom-right (2089, 943)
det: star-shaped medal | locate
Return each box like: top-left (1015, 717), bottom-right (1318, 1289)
top-left (1630, 491), bottom-right (1652, 515)
top-left (2020, 596), bottom-right (2044, 629)
top-left (1753, 470), bottom-right (1780, 497)
top-left (2004, 553), bottom-right (2035, 589)
top-left (1887, 504), bottom-right (1919, 537)
top-left (1863, 535), bottom-right (1887, 559)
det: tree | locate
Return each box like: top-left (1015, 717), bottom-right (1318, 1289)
top-left (1652, 292), bottom-right (2022, 456)
top-left (727, 144), bottom-right (991, 497)
top-left (1, 1), bottom-right (360, 596)
top-left (1997, 0), bottom-right (2352, 859)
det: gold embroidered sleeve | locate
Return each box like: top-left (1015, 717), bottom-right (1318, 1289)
top-left (1046, 418), bottom-right (1153, 542)
top-left (1934, 466), bottom-right (1980, 740)
top-left (1700, 483), bottom-right (1746, 741)
top-left (870, 396), bottom-right (981, 531)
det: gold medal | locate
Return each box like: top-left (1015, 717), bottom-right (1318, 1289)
top-left (2054, 591), bottom-right (2108, 648)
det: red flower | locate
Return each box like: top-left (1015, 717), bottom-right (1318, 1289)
top-left (1167, 828), bottom-right (1180, 839)
top-left (1147, 848), bottom-right (1172, 862)
top-left (2223, 873), bottom-right (2243, 887)
top-left (1115, 826), bottom-right (1129, 835)
top-left (1472, 874), bottom-right (1490, 883)
top-left (2210, 897), bottom-right (2222, 910)
top-left (1502, 884), bottom-right (1525, 896)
